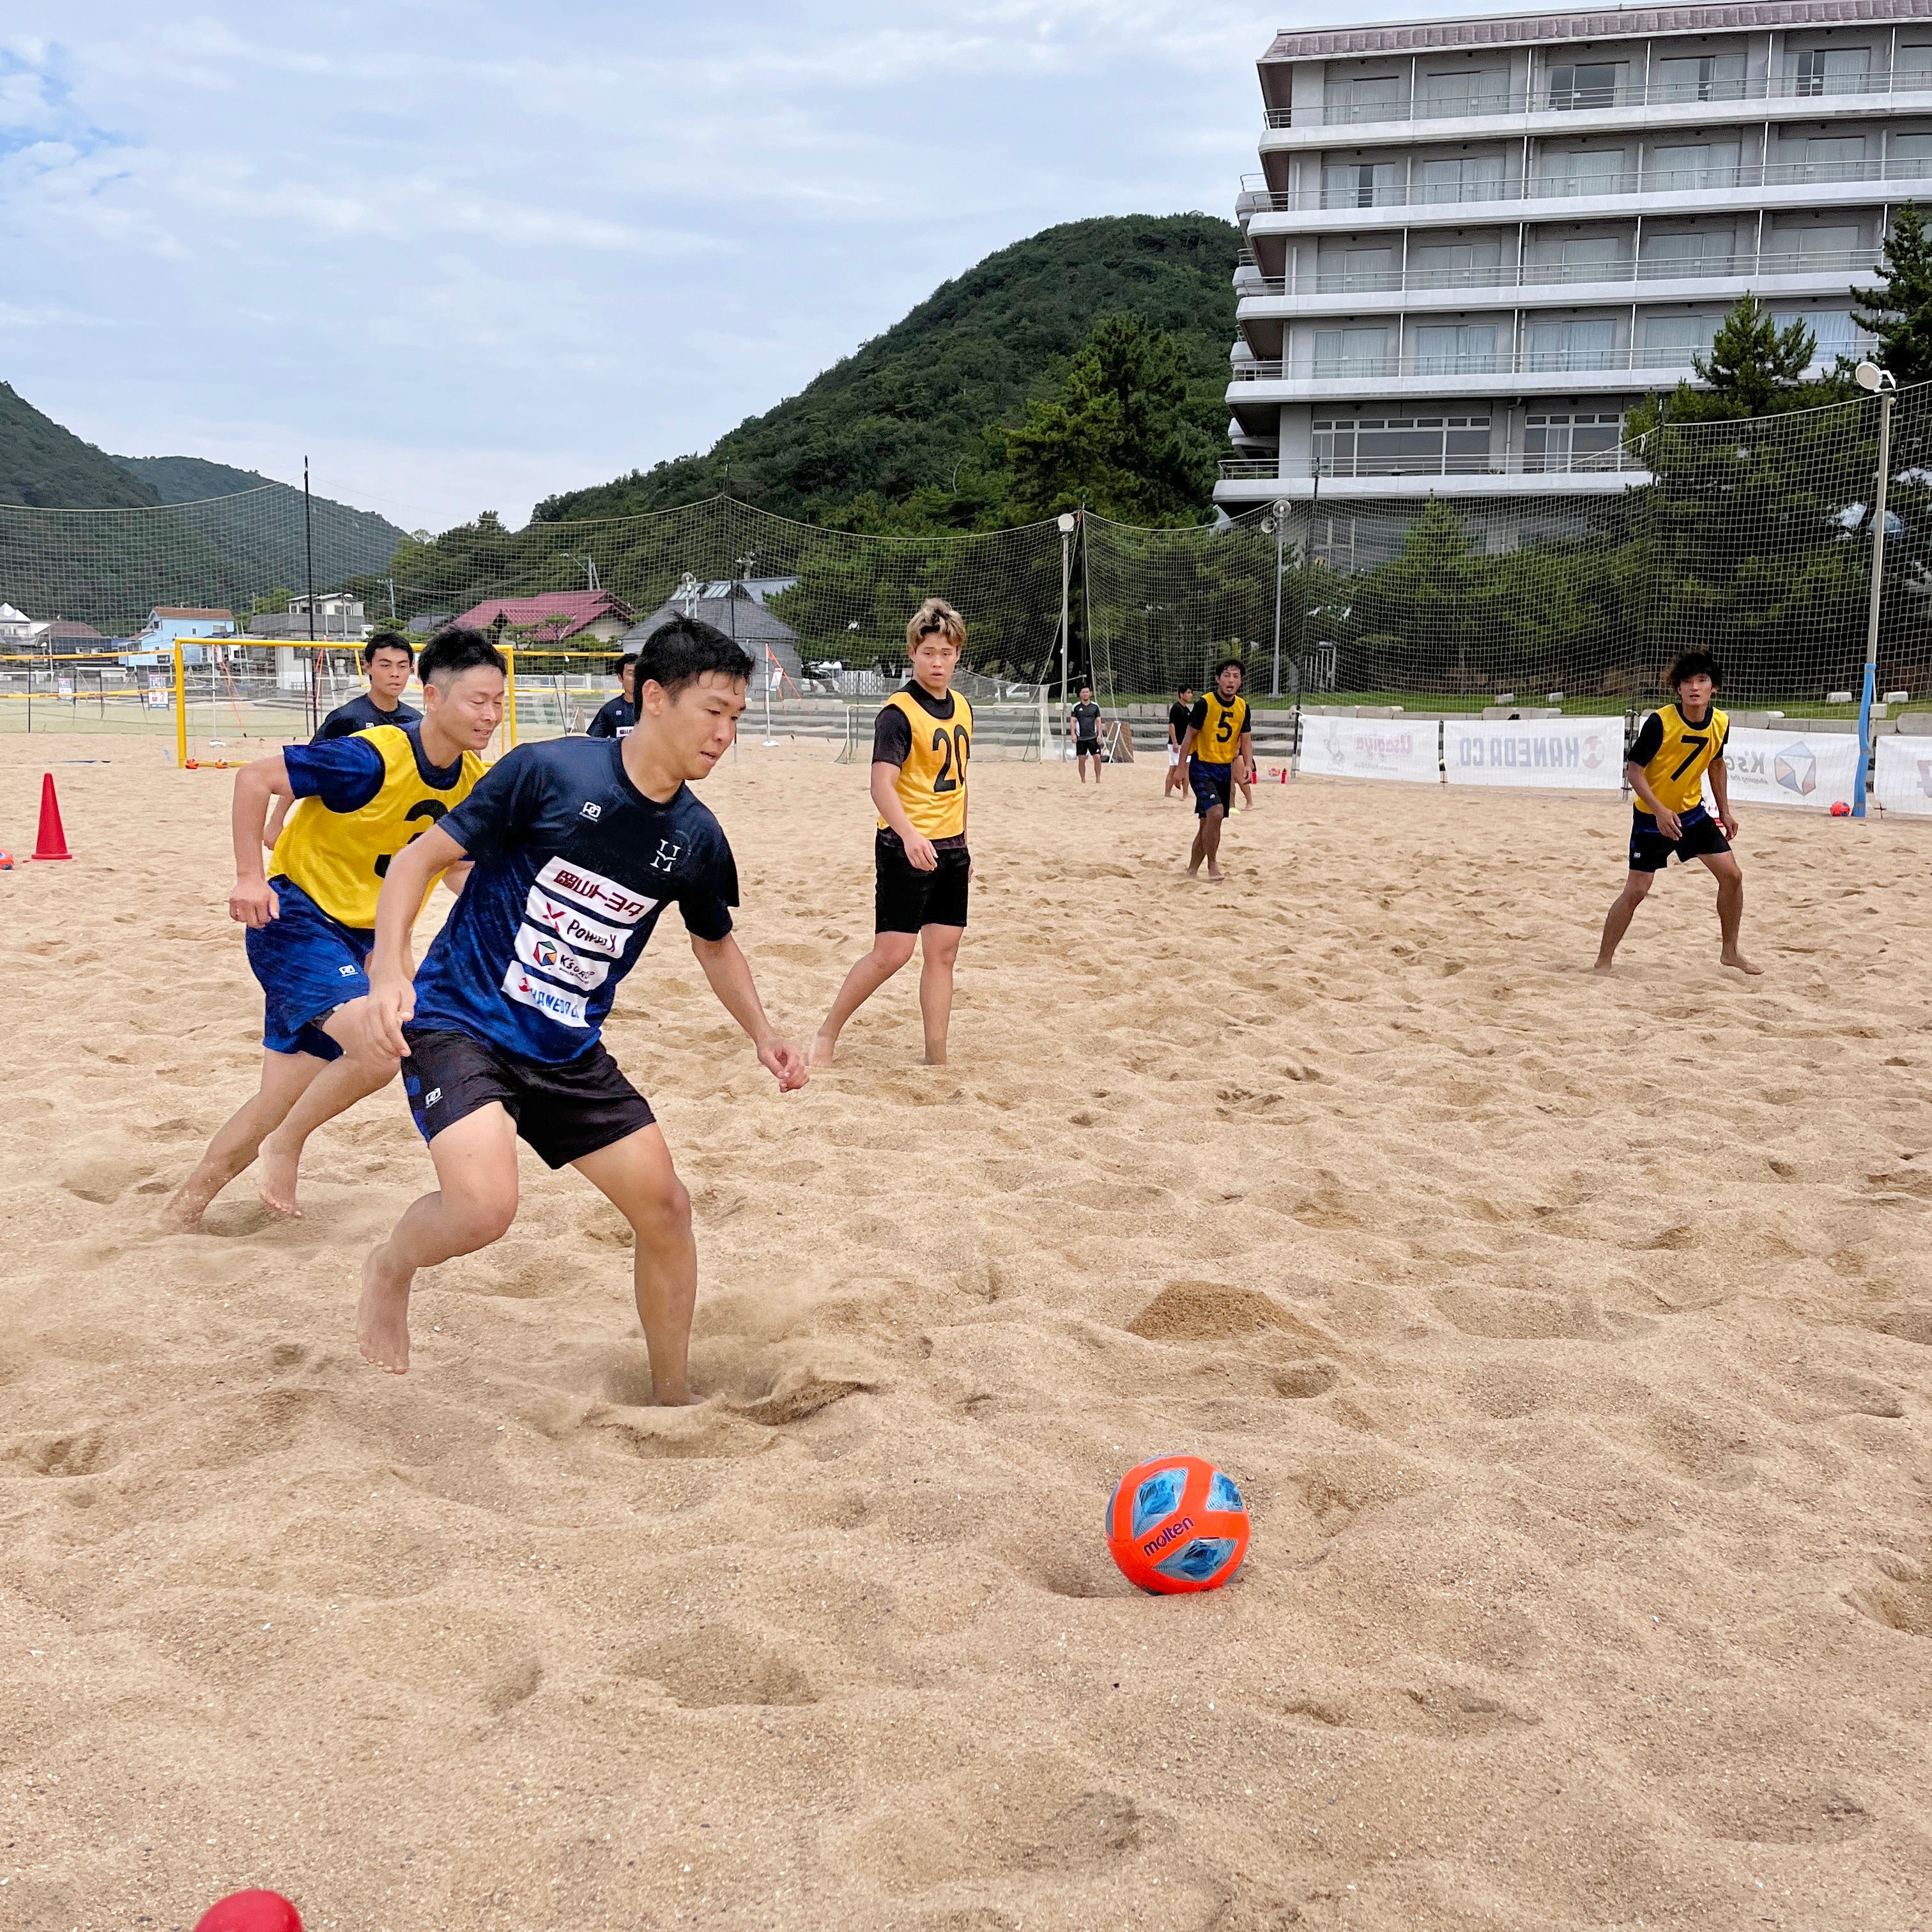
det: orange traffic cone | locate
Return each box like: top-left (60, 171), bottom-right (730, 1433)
top-left (31, 772), bottom-right (72, 861)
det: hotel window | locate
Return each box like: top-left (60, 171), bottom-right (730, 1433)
top-left (1416, 68), bottom-right (1510, 116)
top-left (1646, 142), bottom-right (1742, 188)
top-left (1321, 160), bottom-right (1399, 207)
top-left (1525, 317), bottom-right (1618, 370)
top-left (1892, 132), bottom-right (1932, 176)
top-left (1791, 46), bottom-right (1871, 97)
top-left (1325, 74), bottom-right (1406, 122)
top-left (1804, 135), bottom-right (1868, 178)
top-left (1537, 148), bottom-right (1629, 195)
top-left (1547, 61), bottom-right (1625, 110)
top-left (1524, 411), bottom-right (1624, 470)
top-left (1767, 224), bottom-right (1860, 267)
top-left (1641, 230), bottom-right (1734, 274)
top-left (1311, 327), bottom-right (1393, 377)
top-left (1655, 54), bottom-right (1746, 102)
top-left (1316, 245), bottom-right (1398, 291)
top-left (1409, 238), bottom-right (1505, 284)
top-left (1556, 235), bottom-right (1626, 279)
top-left (1772, 309), bottom-right (1857, 358)
top-left (1642, 314), bottom-right (1719, 364)
top-left (1313, 415), bottom-right (1492, 475)
top-left (1410, 324), bottom-right (1499, 373)
top-left (1419, 155), bottom-right (1505, 203)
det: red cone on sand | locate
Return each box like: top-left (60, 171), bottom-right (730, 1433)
top-left (194, 1890), bottom-right (303, 1932)
top-left (31, 772), bottom-right (71, 861)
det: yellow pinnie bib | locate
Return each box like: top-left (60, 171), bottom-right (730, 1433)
top-left (1636, 703), bottom-right (1729, 818)
top-left (1193, 691), bottom-right (1248, 767)
top-left (274, 726), bottom-right (484, 929)
top-left (878, 689), bottom-right (973, 840)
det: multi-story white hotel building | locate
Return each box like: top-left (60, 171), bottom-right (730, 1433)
top-left (1216, 0), bottom-right (1928, 525)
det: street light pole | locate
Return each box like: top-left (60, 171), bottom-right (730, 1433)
top-left (1268, 500), bottom-right (1291, 699)
top-left (1853, 360), bottom-right (1896, 819)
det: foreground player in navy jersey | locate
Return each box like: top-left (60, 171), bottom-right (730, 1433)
top-left (355, 618), bottom-right (807, 1391)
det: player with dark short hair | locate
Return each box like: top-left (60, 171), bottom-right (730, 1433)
top-left (1179, 658), bottom-right (1252, 881)
top-left (1594, 649), bottom-right (1760, 976)
top-left (162, 627), bottom-right (505, 1229)
top-left (353, 615), bottom-right (807, 1388)
top-left (811, 597), bottom-right (972, 1068)
top-left (587, 653), bottom-right (639, 739)
top-left (1069, 683), bottom-right (1103, 784)
top-left (1165, 684), bottom-right (1195, 798)
top-left (313, 632), bottom-right (422, 741)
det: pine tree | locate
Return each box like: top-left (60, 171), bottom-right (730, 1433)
top-left (1852, 203), bottom-right (1932, 383)
top-left (1692, 295), bottom-right (1816, 417)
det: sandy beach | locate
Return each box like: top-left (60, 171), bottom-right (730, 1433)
top-left (3, 730), bottom-right (1929, 1932)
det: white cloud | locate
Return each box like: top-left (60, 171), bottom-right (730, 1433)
top-left (4, 0), bottom-right (1483, 529)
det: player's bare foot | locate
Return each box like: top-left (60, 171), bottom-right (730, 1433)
top-left (1204, 864), bottom-right (1224, 882)
top-left (158, 1163), bottom-right (238, 1232)
top-left (808, 1031), bottom-right (839, 1068)
top-left (358, 1246), bottom-right (413, 1374)
top-left (654, 1386), bottom-right (703, 1407)
top-left (255, 1127), bottom-right (301, 1217)
top-left (1721, 950), bottom-right (1763, 976)
top-left (1591, 956), bottom-right (1616, 975)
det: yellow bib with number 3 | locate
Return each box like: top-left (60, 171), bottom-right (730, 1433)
top-left (274, 726), bottom-right (484, 928)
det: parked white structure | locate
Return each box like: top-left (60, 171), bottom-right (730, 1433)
top-left (1217, 0), bottom-right (1923, 516)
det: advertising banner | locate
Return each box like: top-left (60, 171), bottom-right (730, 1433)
top-left (1302, 714), bottom-right (1441, 784)
top-left (1874, 733), bottom-right (1932, 816)
top-left (1721, 727), bottom-right (1863, 811)
top-left (1441, 718), bottom-right (1622, 790)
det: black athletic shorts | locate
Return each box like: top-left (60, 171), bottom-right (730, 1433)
top-left (875, 827), bottom-right (970, 934)
top-left (1076, 737), bottom-right (1101, 757)
top-left (1629, 806), bottom-right (1731, 873)
top-left (400, 1025), bottom-right (655, 1169)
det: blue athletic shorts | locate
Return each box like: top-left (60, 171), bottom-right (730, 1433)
top-left (1190, 757), bottom-right (1233, 818)
top-left (243, 876), bottom-right (372, 1061)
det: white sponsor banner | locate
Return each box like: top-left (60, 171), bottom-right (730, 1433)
top-left (533, 853), bottom-right (658, 924)
top-left (1874, 733), bottom-right (1932, 816)
top-left (515, 922), bottom-right (611, 992)
top-left (1721, 727), bottom-right (1863, 811)
top-left (524, 885), bottom-right (631, 958)
top-left (501, 960), bottom-right (590, 1028)
top-left (1442, 719), bottom-right (1621, 790)
top-left (1304, 716), bottom-right (1441, 784)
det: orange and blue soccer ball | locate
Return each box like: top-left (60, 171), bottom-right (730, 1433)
top-left (1105, 1453), bottom-right (1250, 1594)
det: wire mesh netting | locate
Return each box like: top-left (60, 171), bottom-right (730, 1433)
top-left (4, 387), bottom-right (1929, 755)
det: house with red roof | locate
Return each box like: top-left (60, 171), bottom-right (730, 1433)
top-left (452, 590), bottom-right (632, 645)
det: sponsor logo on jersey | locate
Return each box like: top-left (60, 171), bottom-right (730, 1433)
top-left (501, 960), bottom-right (590, 1027)
top-left (514, 921), bottom-right (610, 992)
top-left (579, 801), bottom-right (602, 821)
top-left (523, 887), bottom-right (632, 959)
top-left (534, 854), bottom-right (657, 924)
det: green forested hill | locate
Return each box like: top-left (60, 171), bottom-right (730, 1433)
top-left (112, 454), bottom-right (409, 560)
top-left (534, 213), bottom-right (1239, 530)
top-left (0, 383), bottom-right (159, 509)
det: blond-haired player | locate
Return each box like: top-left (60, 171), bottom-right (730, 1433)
top-left (810, 598), bottom-right (973, 1067)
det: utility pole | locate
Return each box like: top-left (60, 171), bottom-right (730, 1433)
top-left (303, 456), bottom-right (318, 733)
top-left (1267, 500), bottom-right (1291, 699)
top-left (1057, 512), bottom-right (1076, 707)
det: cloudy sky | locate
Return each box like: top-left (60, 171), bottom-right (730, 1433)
top-left (6, 1), bottom-right (1472, 532)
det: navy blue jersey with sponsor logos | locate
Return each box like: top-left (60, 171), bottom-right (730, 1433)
top-left (410, 738), bottom-right (737, 1062)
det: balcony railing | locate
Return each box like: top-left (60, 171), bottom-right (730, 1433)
top-left (1238, 248), bottom-right (1883, 299)
top-left (1229, 339), bottom-right (1869, 382)
top-left (1218, 450), bottom-right (1652, 479)
top-left (1263, 67), bottom-right (1932, 130)
top-left (1238, 156), bottom-right (1932, 216)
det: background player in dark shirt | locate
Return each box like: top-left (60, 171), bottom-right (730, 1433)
top-left (586, 653), bottom-right (639, 738)
top-left (355, 618), bottom-right (806, 1388)
top-left (1164, 685), bottom-right (1195, 799)
top-left (1068, 684), bottom-right (1103, 785)
top-left (265, 632), bottom-right (423, 849)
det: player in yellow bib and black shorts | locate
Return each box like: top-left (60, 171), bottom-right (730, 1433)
top-left (1593, 649), bottom-right (1760, 976)
top-left (811, 598), bottom-right (974, 1067)
top-left (1179, 656), bottom-right (1254, 880)
top-left (162, 629), bottom-right (507, 1228)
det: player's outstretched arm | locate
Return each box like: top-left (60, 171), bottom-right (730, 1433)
top-left (230, 753), bottom-right (293, 927)
top-left (689, 933), bottom-right (809, 1092)
top-left (364, 824), bottom-right (468, 1057)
